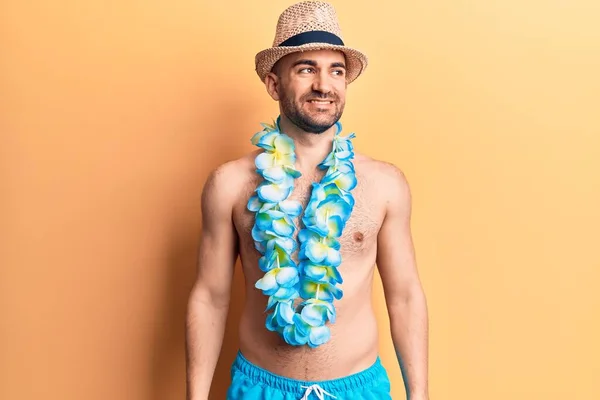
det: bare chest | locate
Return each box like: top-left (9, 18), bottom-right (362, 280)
top-left (233, 170), bottom-right (384, 261)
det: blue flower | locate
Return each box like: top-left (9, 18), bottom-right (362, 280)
top-left (264, 301), bottom-right (296, 332)
top-left (273, 301), bottom-right (295, 325)
top-left (255, 267), bottom-right (300, 304)
top-left (302, 185), bottom-right (354, 221)
top-left (254, 134), bottom-right (301, 186)
top-left (299, 261), bottom-right (343, 285)
top-left (257, 182), bottom-right (293, 203)
top-left (333, 135), bottom-right (355, 160)
top-left (302, 195), bottom-right (352, 238)
top-left (299, 279), bottom-right (343, 302)
top-left (278, 199), bottom-right (302, 217)
top-left (293, 314), bottom-right (332, 348)
top-left (298, 229), bottom-right (342, 266)
top-left (299, 240), bottom-right (341, 267)
top-left (256, 209), bottom-right (296, 237)
top-left (321, 169), bottom-right (357, 192)
top-left (282, 320), bottom-right (309, 346)
top-left (251, 130), bottom-right (279, 151)
top-left (318, 131), bottom-right (355, 167)
top-left (300, 298), bottom-right (337, 325)
top-left (251, 225), bottom-right (297, 255)
top-left (258, 244), bottom-right (296, 272)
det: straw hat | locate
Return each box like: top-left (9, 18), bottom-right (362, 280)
top-left (255, 1), bottom-right (368, 84)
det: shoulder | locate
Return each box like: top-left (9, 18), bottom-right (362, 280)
top-left (355, 153), bottom-right (410, 192)
top-left (354, 153), bottom-right (412, 209)
top-left (201, 151), bottom-right (261, 208)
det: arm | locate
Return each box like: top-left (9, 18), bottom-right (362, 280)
top-left (186, 165), bottom-right (239, 400)
top-left (376, 165), bottom-right (429, 400)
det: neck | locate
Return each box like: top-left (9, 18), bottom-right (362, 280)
top-left (278, 114), bottom-right (337, 171)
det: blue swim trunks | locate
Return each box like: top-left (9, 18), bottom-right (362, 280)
top-left (227, 351), bottom-right (392, 399)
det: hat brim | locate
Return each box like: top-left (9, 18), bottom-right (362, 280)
top-left (255, 43), bottom-right (368, 84)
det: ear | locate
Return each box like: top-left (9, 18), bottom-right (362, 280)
top-left (264, 72), bottom-right (280, 101)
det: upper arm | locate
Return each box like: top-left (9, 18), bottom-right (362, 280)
top-left (193, 163), bottom-right (240, 307)
top-left (376, 163), bottom-right (422, 305)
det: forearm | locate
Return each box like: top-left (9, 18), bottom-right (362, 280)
top-left (185, 286), bottom-right (230, 400)
top-left (388, 285), bottom-right (429, 399)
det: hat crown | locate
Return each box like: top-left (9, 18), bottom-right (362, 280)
top-left (272, 1), bottom-right (343, 46)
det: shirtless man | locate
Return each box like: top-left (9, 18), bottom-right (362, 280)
top-left (186, 2), bottom-right (429, 399)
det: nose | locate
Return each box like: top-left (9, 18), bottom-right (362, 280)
top-left (312, 70), bottom-right (333, 94)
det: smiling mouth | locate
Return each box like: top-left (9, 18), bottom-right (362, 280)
top-left (308, 100), bottom-right (334, 105)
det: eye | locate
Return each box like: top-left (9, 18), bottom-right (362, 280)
top-left (299, 67), bottom-right (315, 73)
top-left (332, 69), bottom-right (345, 76)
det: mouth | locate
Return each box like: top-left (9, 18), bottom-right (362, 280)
top-left (307, 99), bottom-right (334, 105)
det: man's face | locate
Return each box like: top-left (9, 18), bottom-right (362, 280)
top-left (266, 49), bottom-right (348, 134)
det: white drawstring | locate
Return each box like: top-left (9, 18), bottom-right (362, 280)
top-left (300, 384), bottom-right (337, 400)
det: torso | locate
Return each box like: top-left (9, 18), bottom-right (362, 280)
top-left (231, 151), bottom-right (388, 380)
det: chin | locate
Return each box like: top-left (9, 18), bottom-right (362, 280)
top-left (307, 109), bottom-right (338, 123)
top-left (311, 114), bottom-right (335, 125)
top-left (307, 119), bottom-right (339, 134)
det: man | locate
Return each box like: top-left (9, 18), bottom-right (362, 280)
top-left (186, 1), bottom-right (429, 399)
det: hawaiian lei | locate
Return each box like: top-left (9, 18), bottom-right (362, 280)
top-left (246, 116), bottom-right (357, 348)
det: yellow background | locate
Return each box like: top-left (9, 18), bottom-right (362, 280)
top-left (2, 0), bottom-right (599, 399)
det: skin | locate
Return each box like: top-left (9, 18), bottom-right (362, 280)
top-left (186, 49), bottom-right (429, 400)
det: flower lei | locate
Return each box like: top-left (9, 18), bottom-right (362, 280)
top-left (246, 116), bottom-right (357, 348)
